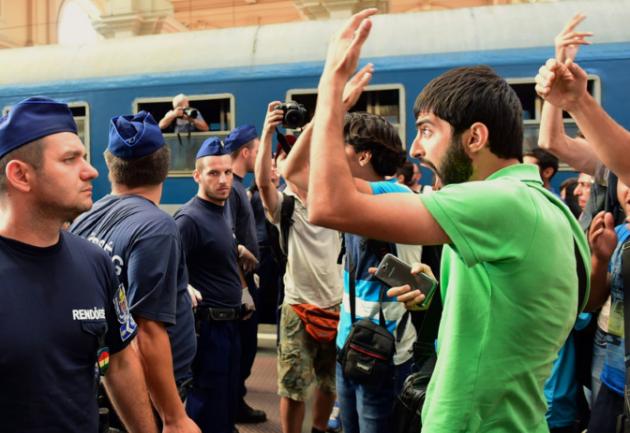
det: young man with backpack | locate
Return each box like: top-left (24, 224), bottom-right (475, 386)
top-left (255, 102), bottom-right (343, 433)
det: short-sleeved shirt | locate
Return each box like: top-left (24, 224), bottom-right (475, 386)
top-left (337, 180), bottom-right (417, 366)
top-left (419, 164), bottom-right (590, 433)
top-left (225, 174), bottom-right (259, 260)
top-left (175, 196), bottom-right (242, 308)
top-left (600, 224), bottom-right (630, 396)
top-left (0, 231), bottom-right (135, 433)
top-left (70, 194), bottom-right (196, 383)
top-left (268, 187), bottom-right (343, 308)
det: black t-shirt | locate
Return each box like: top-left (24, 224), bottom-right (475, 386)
top-left (226, 174), bottom-right (259, 259)
top-left (175, 196), bottom-right (242, 308)
top-left (70, 195), bottom-right (196, 383)
top-left (0, 231), bottom-right (134, 433)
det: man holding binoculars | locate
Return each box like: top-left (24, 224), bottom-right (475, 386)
top-left (159, 93), bottom-right (209, 133)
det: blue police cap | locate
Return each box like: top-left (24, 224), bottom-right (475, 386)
top-left (196, 137), bottom-right (227, 159)
top-left (224, 125), bottom-right (258, 153)
top-left (108, 111), bottom-right (165, 160)
top-left (0, 96), bottom-right (78, 159)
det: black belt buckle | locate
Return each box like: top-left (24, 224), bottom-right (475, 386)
top-left (209, 308), bottom-right (237, 321)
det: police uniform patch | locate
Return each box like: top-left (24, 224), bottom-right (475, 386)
top-left (113, 284), bottom-right (137, 341)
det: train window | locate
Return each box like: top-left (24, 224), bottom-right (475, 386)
top-left (287, 84), bottom-right (406, 146)
top-left (133, 94), bottom-right (235, 176)
top-left (508, 75), bottom-right (600, 170)
top-left (2, 101), bottom-right (91, 162)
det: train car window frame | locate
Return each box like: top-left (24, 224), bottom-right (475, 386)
top-left (507, 74), bottom-right (601, 171)
top-left (286, 83), bottom-right (407, 147)
top-left (2, 100), bottom-right (91, 163)
top-left (132, 93), bottom-right (236, 177)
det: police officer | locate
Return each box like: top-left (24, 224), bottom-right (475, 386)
top-left (0, 97), bottom-right (157, 433)
top-left (175, 137), bottom-right (255, 433)
top-left (224, 125), bottom-right (267, 423)
top-left (70, 112), bottom-right (200, 433)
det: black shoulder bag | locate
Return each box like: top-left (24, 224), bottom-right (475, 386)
top-left (338, 243), bottom-right (409, 388)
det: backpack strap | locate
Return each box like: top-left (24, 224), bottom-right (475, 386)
top-left (279, 193), bottom-right (295, 256)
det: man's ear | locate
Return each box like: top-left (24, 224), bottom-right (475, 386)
top-left (192, 168), bottom-right (201, 184)
top-left (465, 122), bottom-right (489, 154)
top-left (359, 150), bottom-right (373, 167)
top-left (542, 166), bottom-right (554, 181)
top-left (5, 160), bottom-right (34, 193)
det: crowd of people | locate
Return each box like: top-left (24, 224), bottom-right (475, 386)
top-left (0, 9), bottom-right (629, 433)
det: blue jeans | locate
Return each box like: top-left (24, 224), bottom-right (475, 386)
top-left (591, 326), bottom-right (608, 406)
top-left (336, 360), bottom-right (412, 433)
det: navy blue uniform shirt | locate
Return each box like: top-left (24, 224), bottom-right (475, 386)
top-left (175, 196), bottom-right (242, 308)
top-left (0, 232), bottom-right (135, 433)
top-left (70, 194), bottom-right (196, 383)
top-left (226, 174), bottom-right (259, 260)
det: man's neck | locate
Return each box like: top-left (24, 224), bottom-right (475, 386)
top-left (471, 154), bottom-right (520, 181)
top-left (111, 183), bottom-right (163, 205)
top-left (232, 159), bottom-right (248, 179)
top-left (0, 200), bottom-right (63, 247)
top-left (196, 191), bottom-right (225, 207)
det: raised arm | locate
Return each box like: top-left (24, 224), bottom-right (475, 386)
top-left (283, 63), bottom-right (376, 192)
top-left (538, 13), bottom-right (598, 174)
top-left (307, 10), bottom-right (448, 245)
top-left (536, 58), bottom-right (630, 185)
top-left (159, 107), bottom-right (182, 130)
top-left (255, 101), bottom-right (284, 216)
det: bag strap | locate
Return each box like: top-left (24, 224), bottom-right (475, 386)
top-left (279, 193), bottom-right (295, 256)
top-left (348, 236), bottom-right (357, 324)
top-left (620, 242), bottom-right (630, 424)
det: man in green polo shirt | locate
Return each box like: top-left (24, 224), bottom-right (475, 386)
top-left (304, 10), bottom-right (590, 432)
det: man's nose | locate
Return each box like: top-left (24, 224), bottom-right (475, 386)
top-left (410, 134), bottom-right (426, 159)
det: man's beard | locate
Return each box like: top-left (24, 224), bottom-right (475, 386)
top-left (424, 135), bottom-right (473, 186)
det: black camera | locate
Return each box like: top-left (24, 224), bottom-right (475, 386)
top-left (277, 102), bottom-right (308, 129)
top-left (183, 107), bottom-right (199, 119)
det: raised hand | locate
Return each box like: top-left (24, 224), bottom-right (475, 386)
top-left (320, 9), bottom-right (378, 86)
top-left (262, 100), bottom-right (284, 134)
top-left (588, 210), bottom-right (617, 262)
top-left (342, 63), bottom-right (374, 111)
top-left (555, 13), bottom-right (592, 63)
top-left (535, 57), bottom-right (588, 111)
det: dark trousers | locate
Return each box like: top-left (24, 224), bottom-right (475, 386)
top-left (587, 382), bottom-right (623, 433)
top-left (239, 276), bottom-right (259, 401)
top-left (186, 320), bottom-right (241, 433)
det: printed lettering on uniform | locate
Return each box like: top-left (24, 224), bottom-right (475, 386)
top-left (72, 307), bottom-right (106, 321)
top-left (113, 284), bottom-right (137, 341)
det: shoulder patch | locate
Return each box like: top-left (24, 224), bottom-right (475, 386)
top-left (113, 284), bottom-right (137, 341)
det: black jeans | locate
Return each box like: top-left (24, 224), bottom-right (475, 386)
top-left (587, 383), bottom-right (623, 433)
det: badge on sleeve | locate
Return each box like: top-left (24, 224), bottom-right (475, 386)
top-left (113, 284), bottom-right (137, 341)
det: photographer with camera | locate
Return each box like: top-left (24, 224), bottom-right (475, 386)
top-left (159, 94), bottom-right (209, 133)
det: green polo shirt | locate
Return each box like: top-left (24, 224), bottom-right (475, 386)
top-left (420, 163), bottom-right (590, 433)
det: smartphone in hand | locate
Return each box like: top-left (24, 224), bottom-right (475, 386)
top-left (373, 253), bottom-right (437, 311)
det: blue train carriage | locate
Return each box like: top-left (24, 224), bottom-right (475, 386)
top-left (0, 0), bottom-right (628, 210)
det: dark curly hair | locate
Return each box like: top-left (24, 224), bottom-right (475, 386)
top-left (343, 112), bottom-right (406, 177)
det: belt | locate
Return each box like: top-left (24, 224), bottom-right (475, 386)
top-left (196, 307), bottom-right (241, 322)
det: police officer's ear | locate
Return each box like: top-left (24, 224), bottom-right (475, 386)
top-left (5, 159), bottom-right (35, 193)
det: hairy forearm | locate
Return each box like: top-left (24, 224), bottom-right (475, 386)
top-left (283, 123), bottom-right (313, 190)
top-left (570, 93), bottom-right (630, 183)
top-left (309, 78), bottom-right (355, 223)
top-left (104, 346), bottom-right (158, 433)
top-left (586, 256), bottom-right (611, 311)
top-left (135, 318), bottom-right (187, 425)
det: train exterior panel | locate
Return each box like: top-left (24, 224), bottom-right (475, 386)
top-left (0, 0), bottom-right (628, 205)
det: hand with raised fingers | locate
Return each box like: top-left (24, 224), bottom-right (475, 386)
top-left (342, 63), bottom-right (374, 111)
top-left (321, 9), bottom-right (378, 86)
top-left (555, 13), bottom-right (592, 63)
top-left (535, 57), bottom-right (588, 111)
top-left (589, 210), bottom-right (617, 262)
